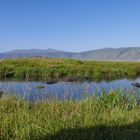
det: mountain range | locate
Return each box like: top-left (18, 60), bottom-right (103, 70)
top-left (1, 47), bottom-right (140, 61)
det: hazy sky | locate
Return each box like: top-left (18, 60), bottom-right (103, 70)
top-left (0, 0), bottom-right (140, 52)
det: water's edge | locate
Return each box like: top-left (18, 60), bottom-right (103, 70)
top-left (0, 78), bottom-right (140, 101)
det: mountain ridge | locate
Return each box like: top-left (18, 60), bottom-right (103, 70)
top-left (1, 47), bottom-right (140, 61)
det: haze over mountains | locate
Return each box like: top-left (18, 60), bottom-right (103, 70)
top-left (1, 47), bottom-right (140, 61)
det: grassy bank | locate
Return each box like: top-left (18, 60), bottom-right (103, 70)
top-left (1, 58), bottom-right (140, 81)
top-left (1, 90), bottom-right (140, 140)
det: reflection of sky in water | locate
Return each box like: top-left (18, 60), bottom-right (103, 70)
top-left (0, 78), bottom-right (140, 101)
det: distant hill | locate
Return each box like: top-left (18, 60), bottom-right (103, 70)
top-left (1, 47), bottom-right (140, 61)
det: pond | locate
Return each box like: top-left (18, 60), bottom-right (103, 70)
top-left (1, 78), bottom-right (140, 101)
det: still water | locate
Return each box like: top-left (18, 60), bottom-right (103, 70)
top-left (0, 78), bottom-right (140, 101)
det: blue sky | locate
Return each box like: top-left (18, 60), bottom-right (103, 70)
top-left (0, 0), bottom-right (140, 52)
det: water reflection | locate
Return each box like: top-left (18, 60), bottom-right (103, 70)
top-left (0, 78), bottom-right (140, 101)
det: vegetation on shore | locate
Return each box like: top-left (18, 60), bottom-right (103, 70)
top-left (0, 58), bottom-right (140, 81)
top-left (1, 58), bottom-right (140, 139)
top-left (1, 90), bottom-right (140, 140)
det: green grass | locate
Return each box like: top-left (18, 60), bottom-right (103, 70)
top-left (1, 58), bottom-right (140, 81)
top-left (1, 58), bottom-right (140, 139)
top-left (1, 90), bottom-right (140, 140)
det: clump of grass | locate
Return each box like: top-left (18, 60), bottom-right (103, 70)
top-left (1, 90), bottom-right (140, 140)
top-left (35, 85), bottom-right (45, 89)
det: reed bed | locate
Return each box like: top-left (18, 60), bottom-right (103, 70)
top-left (1, 58), bottom-right (140, 81)
top-left (1, 89), bottom-right (140, 140)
